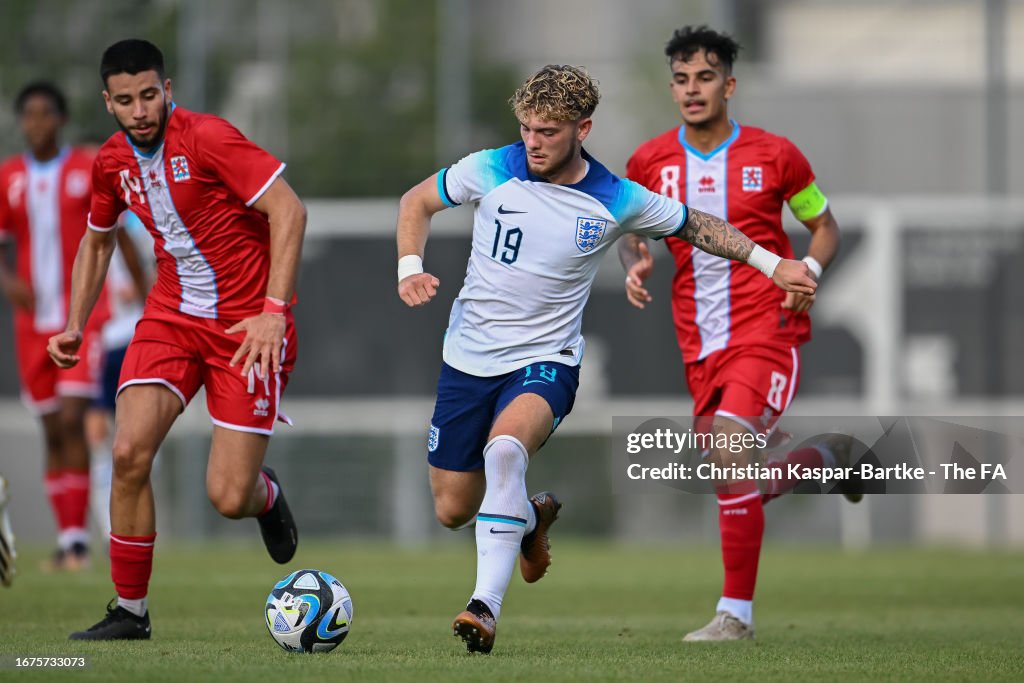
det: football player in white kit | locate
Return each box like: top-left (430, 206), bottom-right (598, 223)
top-left (395, 64), bottom-right (816, 654)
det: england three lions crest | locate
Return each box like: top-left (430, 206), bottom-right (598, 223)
top-left (575, 217), bottom-right (607, 253)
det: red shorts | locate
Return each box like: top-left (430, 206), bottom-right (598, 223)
top-left (15, 320), bottom-right (102, 415)
top-left (686, 344), bottom-right (801, 436)
top-left (118, 307), bottom-right (298, 435)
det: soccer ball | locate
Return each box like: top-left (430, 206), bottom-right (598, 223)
top-left (265, 569), bottom-right (353, 653)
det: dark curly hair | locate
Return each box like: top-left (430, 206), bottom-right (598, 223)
top-left (15, 81), bottom-right (67, 117)
top-left (664, 25), bottom-right (741, 73)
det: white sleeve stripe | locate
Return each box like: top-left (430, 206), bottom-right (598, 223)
top-left (109, 535), bottom-right (155, 547)
top-left (245, 162), bottom-right (287, 207)
top-left (88, 219), bottom-right (117, 232)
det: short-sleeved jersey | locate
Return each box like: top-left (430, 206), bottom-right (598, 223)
top-left (0, 146), bottom-right (107, 333)
top-left (437, 141), bottom-right (687, 377)
top-left (626, 122), bottom-right (818, 363)
top-left (88, 105), bottom-right (285, 321)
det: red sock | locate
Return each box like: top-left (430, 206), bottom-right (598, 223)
top-left (61, 470), bottom-right (90, 532)
top-left (110, 533), bottom-right (156, 599)
top-left (45, 470), bottom-right (69, 531)
top-left (762, 447), bottom-right (824, 504)
top-left (717, 480), bottom-right (764, 601)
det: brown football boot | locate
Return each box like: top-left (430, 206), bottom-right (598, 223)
top-left (519, 491), bottom-right (561, 583)
top-left (453, 599), bottom-right (496, 654)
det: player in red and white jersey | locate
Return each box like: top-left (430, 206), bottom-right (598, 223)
top-left (46, 40), bottom-right (308, 641)
top-left (620, 26), bottom-right (862, 641)
top-left (0, 82), bottom-right (109, 572)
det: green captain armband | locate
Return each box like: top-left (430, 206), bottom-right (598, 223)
top-left (788, 182), bottom-right (828, 221)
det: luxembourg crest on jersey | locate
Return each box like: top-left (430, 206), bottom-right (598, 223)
top-left (171, 156), bottom-right (191, 182)
top-left (742, 166), bottom-right (763, 192)
top-left (575, 217), bottom-right (607, 253)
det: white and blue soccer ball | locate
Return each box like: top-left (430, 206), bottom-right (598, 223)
top-left (265, 569), bottom-right (353, 653)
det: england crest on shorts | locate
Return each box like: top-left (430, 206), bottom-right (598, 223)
top-left (427, 424), bottom-right (440, 452)
top-left (575, 217), bottom-right (607, 253)
top-left (171, 156), bottom-right (191, 182)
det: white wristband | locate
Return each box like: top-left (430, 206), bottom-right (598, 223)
top-left (747, 244), bottom-right (782, 278)
top-left (397, 255), bottom-right (424, 282)
top-left (802, 256), bottom-right (823, 279)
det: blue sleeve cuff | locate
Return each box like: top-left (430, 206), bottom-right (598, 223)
top-left (437, 169), bottom-right (459, 208)
top-left (656, 204), bottom-right (688, 241)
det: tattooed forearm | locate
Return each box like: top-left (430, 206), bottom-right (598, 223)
top-left (680, 208), bottom-right (754, 262)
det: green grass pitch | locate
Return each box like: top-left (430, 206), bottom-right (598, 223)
top-left (1, 541), bottom-right (1022, 682)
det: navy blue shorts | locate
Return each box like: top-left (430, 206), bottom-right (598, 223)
top-left (94, 346), bottom-right (129, 412)
top-left (427, 360), bottom-right (580, 472)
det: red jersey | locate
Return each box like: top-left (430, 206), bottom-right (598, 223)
top-left (626, 123), bottom-right (816, 363)
top-left (88, 105), bottom-right (285, 321)
top-left (0, 146), bottom-right (107, 333)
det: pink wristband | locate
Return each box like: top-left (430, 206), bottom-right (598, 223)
top-left (262, 296), bottom-right (288, 315)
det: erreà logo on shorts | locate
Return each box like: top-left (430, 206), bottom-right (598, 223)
top-left (253, 398), bottom-right (270, 417)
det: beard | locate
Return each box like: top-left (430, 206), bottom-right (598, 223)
top-left (117, 102), bottom-right (170, 151)
top-left (528, 140), bottom-right (578, 180)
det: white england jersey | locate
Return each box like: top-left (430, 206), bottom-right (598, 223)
top-left (437, 142), bottom-right (688, 377)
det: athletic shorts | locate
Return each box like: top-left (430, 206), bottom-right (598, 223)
top-left (94, 345), bottom-right (129, 412)
top-left (117, 306), bottom-right (297, 435)
top-left (15, 321), bottom-right (102, 415)
top-left (427, 360), bottom-right (580, 472)
top-left (686, 344), bottom-right (801, 436)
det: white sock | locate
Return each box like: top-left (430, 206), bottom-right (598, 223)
top-left (118, 596), bottom-right (148, 617)
top-left (90, 447), bottom-right (113, 536)
top-left (716, 596), bottom-right (753, 626)
top-left (471, 435), bottom-right (531, 620)
top-left (815, 445), bottom-right (837, 469)
top-left (260, 475), bottom-right (280, 515)
top-left (59, 528), bottom-right (90, 550)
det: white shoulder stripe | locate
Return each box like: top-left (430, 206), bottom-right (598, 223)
top-left (246, 162), bottom-right (287, 207)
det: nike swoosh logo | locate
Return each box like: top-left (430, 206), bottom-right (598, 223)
top-left (489, 528), bottom-right (517, 534)
top-left (497, 205), bottom-right (526, 215)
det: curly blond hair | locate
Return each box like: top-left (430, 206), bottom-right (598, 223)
top-left (510, 64), bottom-right (600, 122)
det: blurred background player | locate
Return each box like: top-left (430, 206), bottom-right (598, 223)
top-left (620, 25), bottom-right (860, 641)
top-left (0, 81), bottom-right (108, 572)
top-left (0, 474), bottom-right (15, 586)
top-left (85, 208), bottom-right (153, 536)
top-left (47, 39), bottom-right (308, 641)
top-left (397, 64), bottom-right (815, 654)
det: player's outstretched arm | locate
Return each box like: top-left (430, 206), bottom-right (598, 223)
top-left (396, 173), bottom-right (447, 307)
top-left (48, 228), bottom-right (118, 368)
top-left (0, 241), bottom-right (34, 311)
top-left (115, 219), bottom-right (153, 300)
top-left (680, 207), bottom-right (817, 296)
top-left (228, 177), bottom-right (307, 380)
top-left (783, 206), bottom-right (840, 313)
top-left (617, 234), bottom-right (654, 309)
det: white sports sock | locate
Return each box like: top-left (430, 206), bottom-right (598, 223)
top-left (90, 447), bottom-right (113, 536)
top-left (716, 596), bottom-right (753, 626)
top-left (471, 435), bottom-right (531, 620)
top-left (260, 474), bottom-right (280, 516)
top-left (815, 444), bottom-right (837, 469)
top-left (59, 528), bottom-right (90, 549)
top-left (118, 596), bottom-right (147, 617)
